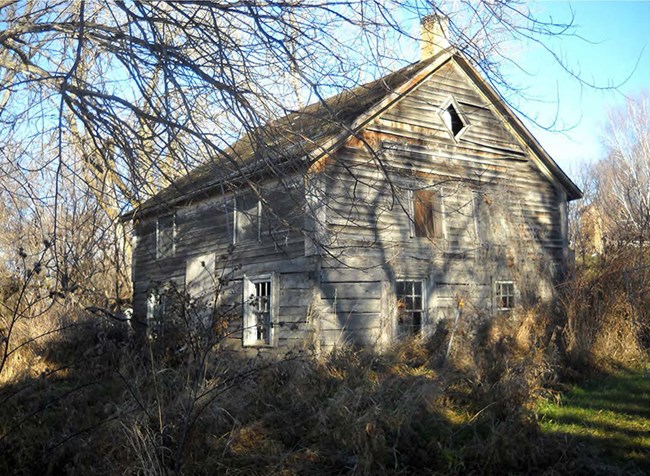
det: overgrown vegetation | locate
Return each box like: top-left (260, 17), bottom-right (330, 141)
top-left (1, 254), bottom-right (648, 474)
top-left (0, 3), bottom-right (648, 473)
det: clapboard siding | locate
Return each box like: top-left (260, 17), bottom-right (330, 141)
top-left (130, 54), bottom-right (574, 353)
top-left (311, 58), bottom-right (566, 347)
top-left (132, 176), bottom-right (312, 352)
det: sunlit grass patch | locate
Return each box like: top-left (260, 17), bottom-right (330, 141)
top-left (539, 367), bottom-right (650, 471)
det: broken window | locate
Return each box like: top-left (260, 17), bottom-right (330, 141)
top-left (156, 214), bottom-right (175, 259)
top-left (439, 97), bottom-right (469, 140)
top-left (495, 281), bottom-right (515, 311)
top-left (396, 280), bottom-right (425, 337)
top-left (411, 189), bottom-right (444, 239)
top-left (243, 275), bottom-right (274, 346)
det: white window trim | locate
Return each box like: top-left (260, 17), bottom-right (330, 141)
top-left (495, 280), bottom-right (515, 311)
top-left (438, 96), bottom-right (471, 142)
top-left (242, 273), bottom-right (278, 347)
top-left (394, 278), bottom-right (427, 340)
top-left (407, 188), bottom-right (447, 241)
top-left (156, 213), bottom-right (176, 260)
top-left (407, 189), bottom-right (415, 238)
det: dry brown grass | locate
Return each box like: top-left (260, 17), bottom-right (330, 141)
top-left (561, 251), bottom-right (650, 373)
top-left (1, 256), bottom-right (649, 474)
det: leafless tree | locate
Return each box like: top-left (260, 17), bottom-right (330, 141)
top-left (592, 93), bottom-right (650, 250)
top-left (0, 0), bottom-right (593, 290)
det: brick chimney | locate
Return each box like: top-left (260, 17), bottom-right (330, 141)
top-left (420, 14), bottom-right (450, 60)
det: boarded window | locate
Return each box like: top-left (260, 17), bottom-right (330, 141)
top-left (413, 189), bottom-right (444, 239)
top-left (496, 281), bottom-right (515, 310)
top-left (156, 214), bottom-right (175, 259)
top-left (396, 280), bottom-right (424, 337)
top-left (243, 275), bottom-right (274, 346)
top-left (236, 194), bottom-right (261, 243)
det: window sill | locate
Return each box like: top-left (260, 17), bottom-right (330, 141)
top-left (242, 342), bottom-right (276, 349)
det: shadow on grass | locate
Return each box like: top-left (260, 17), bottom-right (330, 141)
top-left (538, 368), bottom-right (650, 475)
top-left (1, 312), bottom-right (648, 476)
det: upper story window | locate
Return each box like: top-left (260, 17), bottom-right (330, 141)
top-left (232, 186), bottom-right (301, 246)
top-left (409, 189), bottom-right (445, 240)
top-left (439, 97), bottom-right (470, 140)
top-left (235, 195), bottom-right (261, 243)
top-left (156, 214), bottom-right (176, 259)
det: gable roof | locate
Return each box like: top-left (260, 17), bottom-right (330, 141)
top-left (125, 49), bottom-right (581, 220)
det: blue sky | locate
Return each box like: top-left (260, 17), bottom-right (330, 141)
top-left (509, 1), bottom-right (650, 175)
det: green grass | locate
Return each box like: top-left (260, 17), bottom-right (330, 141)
top-left (539, 367), bottom-right (650, 473)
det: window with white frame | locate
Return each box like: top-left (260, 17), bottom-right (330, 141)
top-left (438, 97), bottom-right (470, 140)
top-left (156, 214), bottom-right (175, 259)
top-left (495, 281), bottom-right (515, 311)
top-left (243, 275), bottom-right (274, 346)
top-left (396, 280), bottom-right (425, 337)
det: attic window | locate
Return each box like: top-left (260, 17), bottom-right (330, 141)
top-left (439, 97), bottom-right (469, 140)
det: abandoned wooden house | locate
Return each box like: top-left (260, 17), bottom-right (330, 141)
top-left (124, 17), bottom-right (582, 352)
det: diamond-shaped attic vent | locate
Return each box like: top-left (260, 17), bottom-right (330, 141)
top-left (438, 97), bottom-right (469, 140)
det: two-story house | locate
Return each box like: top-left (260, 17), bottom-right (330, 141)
top-left (123, 17), bottom-right (581, 352)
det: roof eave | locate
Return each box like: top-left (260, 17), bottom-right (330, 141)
top-left (452, 54), bottom-right (582, 201)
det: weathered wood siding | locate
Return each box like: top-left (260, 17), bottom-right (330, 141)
top-left (312, 60), bottom-right (565, 349)
top-left (131, 58), bottom-right (572, 353)
top-left (132, 177), bottom-right (317, 352)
